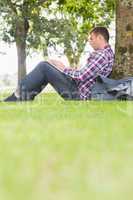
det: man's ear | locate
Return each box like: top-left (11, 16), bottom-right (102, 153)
top-left (98, 34), bottom-right (104, 41)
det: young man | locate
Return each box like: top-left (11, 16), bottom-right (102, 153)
top-left (4, 27), bottom-right (114, 102)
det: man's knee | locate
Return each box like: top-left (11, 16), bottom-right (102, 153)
top-left (38, 61), bottom-right (50, 68)
top-left (37, 61), bottom-right (52, 73)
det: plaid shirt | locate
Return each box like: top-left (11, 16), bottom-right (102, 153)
top-left (63, 45), bottom-right (114, 100)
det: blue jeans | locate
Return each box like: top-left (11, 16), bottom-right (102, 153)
top-left (19, 61), bottom-right (80, 100)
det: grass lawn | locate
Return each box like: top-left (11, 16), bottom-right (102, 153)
top-left (0, 93), bottom-right (133, 200)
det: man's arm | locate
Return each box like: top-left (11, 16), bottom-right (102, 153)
top-left (63, 51), bottom-right (107, 81)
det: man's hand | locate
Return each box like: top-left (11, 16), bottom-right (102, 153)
top-left (48, 59), bottom-right (66, 71)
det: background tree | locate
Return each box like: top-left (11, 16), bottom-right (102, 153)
top-left (0, 0), bottom-right (52, 83)
top-left (112, 0), bottom-right (133, 78)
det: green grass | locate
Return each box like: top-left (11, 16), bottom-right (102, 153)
top-left (0, 93), bottom-right (133, 200)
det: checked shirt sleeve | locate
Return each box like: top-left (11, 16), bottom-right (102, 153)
top-left (63, 51), bottom-right (107, 82)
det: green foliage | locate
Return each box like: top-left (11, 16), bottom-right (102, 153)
top-left (0, 0), bottom-right (115, 66)
top-left (58, 0), bottom-right (115, 23)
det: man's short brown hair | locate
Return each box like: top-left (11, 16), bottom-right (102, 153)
top-left (90, 27), bottom-right (109, 42)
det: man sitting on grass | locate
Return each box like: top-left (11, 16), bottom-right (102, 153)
top-left (4, 27), bottom-right (114, 102)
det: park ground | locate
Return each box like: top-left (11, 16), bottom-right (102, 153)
top-left (0, 93), bottom-right (133, 200)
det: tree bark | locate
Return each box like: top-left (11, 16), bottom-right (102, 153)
top-left (112, 0), bottom-right (133, 78)
top-left (15, 18), bottom-right (29, 84)
top-left (16, 40), bottom-right (27, 84)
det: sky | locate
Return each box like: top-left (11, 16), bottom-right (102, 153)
top-left (0, 22), bottom-right (115, 76)
top-left (0, 42), bottom-right (43, 75)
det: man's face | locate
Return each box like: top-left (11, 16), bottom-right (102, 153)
top-left (88, 32), bottom-right (100, 50)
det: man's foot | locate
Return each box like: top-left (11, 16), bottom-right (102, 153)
top-left (4, 93), bottom-right (18, 102)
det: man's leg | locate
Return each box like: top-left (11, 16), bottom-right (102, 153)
top-left (4, 61), bottom-right (80, 101)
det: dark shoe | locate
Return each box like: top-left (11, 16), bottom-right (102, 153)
top-left (4, 93), bottom-right (18, 102)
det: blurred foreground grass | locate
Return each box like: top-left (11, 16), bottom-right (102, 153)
top-left (0, 93), bottom-right (133, 200)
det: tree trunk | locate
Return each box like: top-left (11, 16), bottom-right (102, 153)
top-left (15, 18), bottom-right (29, 84)
top-left (112, 0), bottom-right (133, 78)
top-left (16, 40), bottom-right (26, 84)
